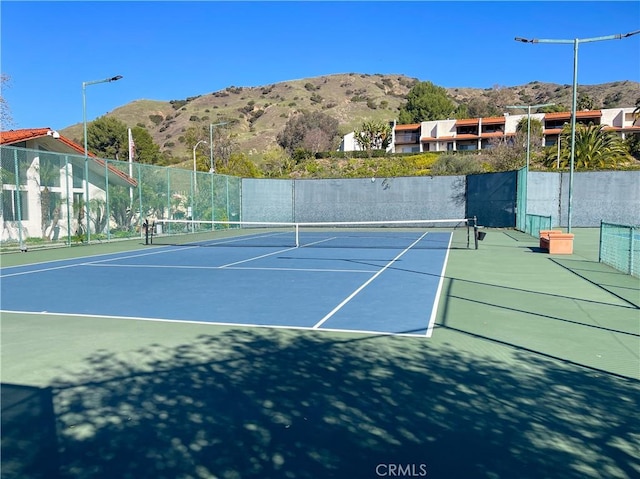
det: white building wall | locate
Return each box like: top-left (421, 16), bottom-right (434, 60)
top-left (338, 107), bottom-right (635, 153)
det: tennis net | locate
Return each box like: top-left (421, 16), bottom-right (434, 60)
top-left (599, 221), bottom-right (639, 277)
top-left (146, 218), bottom-right (478, 250)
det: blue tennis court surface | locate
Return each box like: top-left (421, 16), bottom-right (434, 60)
top-left (1, 231), bottom-right (455, 337)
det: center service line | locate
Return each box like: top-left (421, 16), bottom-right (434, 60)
top-left (312, 231), bottom-right (430, 329)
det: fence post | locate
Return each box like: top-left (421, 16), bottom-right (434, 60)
top-left (12, 150), bottom-right (26, 251)
top-left (630, 226), bottom-right (635, 275)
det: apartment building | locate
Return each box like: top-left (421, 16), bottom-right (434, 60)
top-left (339, 107), bottom-right (639, 153)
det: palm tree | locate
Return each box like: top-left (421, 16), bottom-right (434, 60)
top-left (544, 123), bottom-right (631, 169)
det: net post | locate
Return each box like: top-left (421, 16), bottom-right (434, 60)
top-left (295, 223), bottom-right (300, 247)
top-left (150, 221), bottom-right (155, 244)
top-left (473, 216), bottom-right (479, 250)
top-left (466, 218), bottom-right (470, 248)
top-left (598, 220), bottom-right (603, 263)
top-left (143, 219), bottom-right (149, 245)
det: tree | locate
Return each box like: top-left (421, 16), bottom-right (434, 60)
top-left (261, 147), bottom-right (293, 178)
top-left (430, 154), bottom-right (484, 175)
top-left (87, 116), bottom-right (128, 160)
top-left (625, 98), bottom-right (640, 160)
top-left (216, 152), bottom-right (261, 178)
top-left (538, 104), bottom-right (566, 113)
top-left (131, 126), bottom-right (163, 165)
top-left (398, 81), bottom-right (455, 124)
top-left (211, 122), bottom-right (236, 170)
top-left (353, 120), bottom-right (392, 155)
top-left (277, 111), bottom-right (339, 155)
top-left (184, 123), bottom-right (237, 171)
top-left (34, 154), bottom-right (62, 240)
top-left (465, 97), bottom-right (500, 119)
top-left (543, 124), bottom-right (631, 169)
top-left (624, 133), bottom-right (640, 161)
top-left (474, 118), bottom-right (544, 172)
top-left (478, 135), bottom-right (526, 172)
top-left (577, 94), bottom-right (596, 111)
top-left (516, 117), bottom-right (544, 141)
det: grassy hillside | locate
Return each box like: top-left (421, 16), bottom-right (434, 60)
top-left (60, 73), bottom-right (639, 163)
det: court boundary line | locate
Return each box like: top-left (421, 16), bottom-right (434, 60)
top-left (311, 231), bottom-right (431, 331)
top-left (0, 309), bottom-right (431, 338)
top-left (425, 233), bottom-right (454, 338)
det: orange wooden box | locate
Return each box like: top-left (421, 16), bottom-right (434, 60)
top-left (539, 230), bottom-right (574, 254)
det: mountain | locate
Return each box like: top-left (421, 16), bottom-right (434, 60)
top-left (60, 73), bottom-right (639, 162)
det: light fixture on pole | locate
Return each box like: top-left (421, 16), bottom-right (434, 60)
top-left (515, 30), bottom-right (639, 233)
top-left (82, 75), bottom-right (122, 243)
top-left (209, 122), bottom-right (229, 173)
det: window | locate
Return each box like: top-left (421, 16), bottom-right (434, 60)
top-left (41, 191), bottom-right (62, 224)
top-left (457, 142), bottom-right (477, 151)
top-left (72, 163), bottom-right (84, 188)
top-left (395, 132), bottom-right (419, 143)
top-left (2, 189), bottom-right (29, 221)
top-left (456, 126), bottom-right (478, 135)
top-left (401, 146), bottom-right (420, 153)
top-left (39, 153), bottom-right (64, 188)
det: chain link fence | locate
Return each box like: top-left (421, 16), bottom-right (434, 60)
top-left (0, 146), bottom-right (240, 252)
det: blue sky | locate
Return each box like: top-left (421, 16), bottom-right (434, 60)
top-left (2, 1), bottom-right (639, 130)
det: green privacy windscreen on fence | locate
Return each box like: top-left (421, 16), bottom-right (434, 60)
top-left (466, 171), bottom-right (517, 228)
top-left (516, 167), bottom-right (526, 232)
top-left (599, 222), bottom-right (639, 277)
top-left (523, 214), bottom-right (552, 238)
top-left (0, 146), bottom-right (241, 251)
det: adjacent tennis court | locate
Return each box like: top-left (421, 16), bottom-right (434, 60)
top-left (1, 221), bottom-right (473, 337)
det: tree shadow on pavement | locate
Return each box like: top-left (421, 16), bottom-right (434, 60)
top-left (5, 328), bottom-right (636, 479)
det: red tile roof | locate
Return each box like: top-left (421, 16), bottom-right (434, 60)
top-left (481, 117), bottom-right (506, 125)
top-left (602, 125), bottom-right (640, 132)
top-left (0, 128), bottom-right (137, 187)
top-left (1, 128), bottom-right (43, 144)
top-left (544, 110), bottom-right (602, 120)
top-left (394, 124), bottom-right (421, 131)
top-left (456, 118), bottom-right (479, 126)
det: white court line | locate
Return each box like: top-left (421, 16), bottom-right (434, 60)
top-left (0, 309), bottom-right (430, 338)
top-left (1, 262), bottom-right (90, 278)
top-left (0, 245), bottom-right (200, 278)
top-left (0, 240), bottom-right (298, 278)
top-left (425, 233), bottom-right (453, 338)
top-left (86, 263), bottom-right (376, 273)
top-left (312, 231), bottom-right (429, 329)
top-left (219, 246), bottom-right (298, 268)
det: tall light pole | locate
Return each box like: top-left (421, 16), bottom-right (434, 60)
top-left (505, 103), bottom-right (555, 170)
top-left (193, 139), bottom-right (207, 189)
top-left (515, 30), bottom-right (639, 233)
top-left (506, 102), bottom-right (554, 228)
top-left (209, 122), bottom-right (228, 173)
top-left (82, 75), bottom-right (122, 243)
